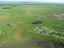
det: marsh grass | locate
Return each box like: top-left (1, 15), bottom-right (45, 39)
top-left (0, 4), bottom-right (64, 48)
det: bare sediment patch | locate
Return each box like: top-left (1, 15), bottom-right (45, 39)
top-left (28, 39), bottom-right (54, 48)
top-left (53, 14), bottom-right (64, 19)
top-left (40, 14), bottom-right (64, 19)
top-left (28, 38), bottom-right (64, 48)
top-left (34, 27), bottom-right (64, 39)
top-left (0, 10), bottom-right (5, 14)
top-left (6, 23), bottom-right (16, 28)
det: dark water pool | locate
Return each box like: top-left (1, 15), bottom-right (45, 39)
top-left (32, 21), bottom-right (43, 24)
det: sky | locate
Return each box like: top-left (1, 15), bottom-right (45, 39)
top-left (0, 0), bottom-right (64, 3)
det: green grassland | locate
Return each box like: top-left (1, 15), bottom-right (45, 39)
top-left (0, 4), bottom-right (64, 48)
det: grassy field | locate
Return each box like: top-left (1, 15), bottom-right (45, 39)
top-left (0, 4), bottom-right (64, 48)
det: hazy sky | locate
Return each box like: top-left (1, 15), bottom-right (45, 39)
top-left (0, 0), bottom-right (64, 3)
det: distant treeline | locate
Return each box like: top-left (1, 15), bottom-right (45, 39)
top-left (0, 2), bottom-right (64, 6)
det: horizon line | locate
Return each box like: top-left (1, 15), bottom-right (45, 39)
top-left (0, 1), bottom-right (64, 3)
